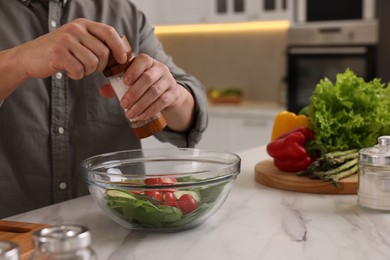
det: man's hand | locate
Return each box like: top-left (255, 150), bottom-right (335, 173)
top-left (100, 54), bottom-right (195, 133)
top-left (19, 18), bottom-right (128, 80)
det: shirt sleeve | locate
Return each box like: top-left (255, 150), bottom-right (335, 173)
top-left (130, 8), bottom-right (208, 148)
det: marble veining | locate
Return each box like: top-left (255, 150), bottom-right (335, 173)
top-left (6, 146), bottom-right (390, 260)
top-left (281, 199), bottom-right (307, 242)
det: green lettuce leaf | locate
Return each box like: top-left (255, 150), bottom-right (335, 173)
top-left (306, 69), bottom-right (390, 152)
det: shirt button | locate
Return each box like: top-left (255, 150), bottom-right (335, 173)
top-left (51, 20), bottom-right (57, 28)
top-left (59, 182), bottom-right (67, 190)
top-left (58, 127), bottom-right (65, 134)
top-left (55, 72), bottom-right (63, 79)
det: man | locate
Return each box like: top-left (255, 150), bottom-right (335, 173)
top-left (0, 0), bottom-right (207, 218)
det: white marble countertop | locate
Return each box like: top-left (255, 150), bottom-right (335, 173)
top-left (6, 146), bottom-right (390, 260)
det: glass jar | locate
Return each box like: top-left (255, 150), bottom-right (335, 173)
top-left (358, 135), bottom-right (390, 211)
top-left (103, 35), bottom-right (167, 139)
top-left (29, 225), bottom-right (97, 260)
top-left (0, 241), bottom-right (19, 260)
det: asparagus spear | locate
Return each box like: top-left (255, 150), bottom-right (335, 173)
top-left (324, 149), bottom-right (358, 159)
top-left (313, 158), bottom-right (358, 177)
top-left (297, 150), bottom-right (358, 176)
top-left (297, 149), bottom-right (359, 185)
top-left (332, 152), bottom-right (359, 163)
top-left (324, 164), bottom-right (359, 187)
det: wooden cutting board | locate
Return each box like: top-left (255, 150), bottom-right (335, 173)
top-left (255, 160), bottom-right (358, 194)
top-left (0, 220), bottom-right (47, 260)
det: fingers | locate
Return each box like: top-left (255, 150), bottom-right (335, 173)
top-left (54, 19), bottom-right (127, 79)
top-left (19, 18), bottom-right (129, 81)
top-left (121, 54), bottom-right (159, 105)
top-left (78, 34), bottom-right (110, 73)
top-left (51, 36), bottom-right (99, 79)
top-left (122, 54), bottom-right (155, 86)
top-left (125, 78), bottom-right (170, 120)
top-left (84, 20), bottom-right (128, 64)
top-left (63, 38), bottom-right (100, 77)
top-left (47, 43), bottom-right (87, 79)
top-left (120, 54), bottom-right (179, 120)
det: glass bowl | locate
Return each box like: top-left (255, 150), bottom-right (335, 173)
top-left (80, 148), bottom-right (241, 232)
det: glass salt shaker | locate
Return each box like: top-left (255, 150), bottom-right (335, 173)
top-left (0, 241), bottom-right (19, 260)
top-left (358, 135), bottom-right (390, 211)
top-left (103, 35), bottom-right (167, 139)
top-left (29, 224), bottom-right (97, 260)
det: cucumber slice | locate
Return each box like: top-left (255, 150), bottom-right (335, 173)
top-left (173, 190), bottom-right (200, 202)
top-left (106, 189), bottom-right (136, 200)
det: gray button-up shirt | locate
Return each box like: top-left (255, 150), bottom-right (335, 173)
top-left (0, 0), bottom-right (207, 218)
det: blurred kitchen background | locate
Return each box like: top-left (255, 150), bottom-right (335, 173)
top-left (131, 0), bottom-right (389, 152)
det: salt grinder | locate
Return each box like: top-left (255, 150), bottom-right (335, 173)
top-left (358, 135), bottom-right (390, 211)
top-left (103, 36), bottom-right (167, 139)
top-left (0, 241), bottom-right (19, 260)
top-left (30, 224), bottom-right (97, 260)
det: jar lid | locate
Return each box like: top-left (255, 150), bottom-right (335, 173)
top-left (32, 224), bottom-right (91, 253)
top-left (359, 136), bottom-right (390, 166)
top-left (103, 35), bottom-right (134, 77)
top-left (0, 241), bottom-right (19, 260)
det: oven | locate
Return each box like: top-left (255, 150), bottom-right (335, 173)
top-left (295, 0), bottom-right (376, 23)
top-left (286, 21), bottom-right (378, 114)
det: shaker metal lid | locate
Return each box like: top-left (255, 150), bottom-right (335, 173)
top-left (32, 224), bottom-right (91, 253)
top-left (359, 136), bottom-right (390, 166)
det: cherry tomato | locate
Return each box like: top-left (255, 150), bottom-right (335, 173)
top-left (163, 192), bottom-right (178, 208)
top-left (144, 177), bottom-right (176, 185)
top-left (144, 177), bottom-right (177, 192)
top-left (145, 191), bottom-right (163, 202)
top-left (177, 194), bottom-right (198, 214)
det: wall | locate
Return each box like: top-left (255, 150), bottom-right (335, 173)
top-left (155, 23), bottom-right (288, 104)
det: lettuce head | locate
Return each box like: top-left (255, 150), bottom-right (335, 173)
top-left (306, 69), bottom-right (390, 152)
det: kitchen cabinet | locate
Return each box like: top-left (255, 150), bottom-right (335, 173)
top-left (196, 106), bottom-right (279, 152)
top-left (226, 115), bottom-right (274, 152)
top-left (210, 0), bottom-right (293, 23)
top-left (131, 0), bottom-right (211, 25)
top-left (208, 0), bottom-right (250, 23)
top-left (131, 0), bottom-right (293, 25)
top-left (253, 0), bottom-right (293, 21)
top-left (159, 0), bottom-right (210, 25)
top-left (141, 103), bottom-right (282, 152)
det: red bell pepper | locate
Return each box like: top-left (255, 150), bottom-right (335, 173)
top-left (266, 127), bottom-right (315, 172)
